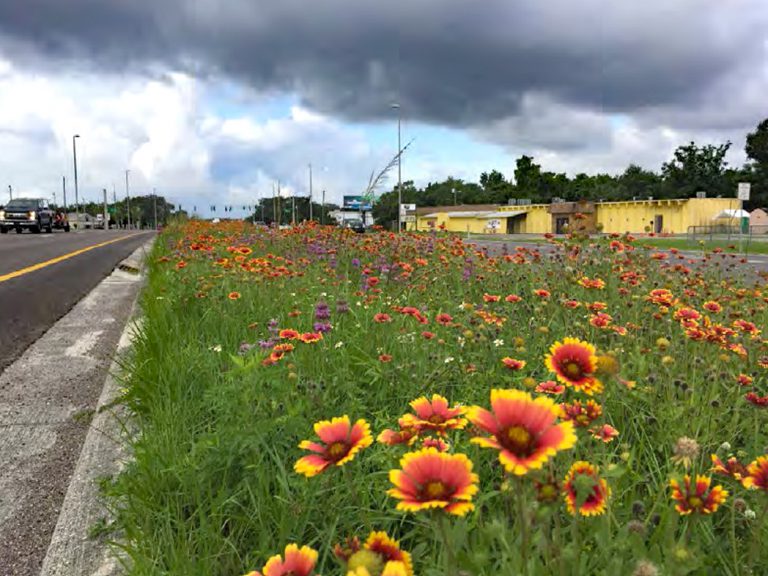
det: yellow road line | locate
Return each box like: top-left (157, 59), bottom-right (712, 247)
top-left (0, 234), bottom-right (142, 284)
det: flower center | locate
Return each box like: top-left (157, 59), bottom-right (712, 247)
top-left (428, 415), bottom-right (445, 424)
top-left (503, 426), bottom-right (534, 455)
top-left (423, 480), bottom-right (448, 499)
top-left (327, 442), bottom-right (348, 460)
top-left (687, 495), bottom-right (703, 509)
top-left (564, 361), bottom-right (583, 378)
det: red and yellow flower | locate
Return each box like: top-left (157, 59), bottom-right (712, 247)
top-left (399, 394), bottom-right (467, 434)
top-left (298, 332), bottom-right (323, 343)
top-left (387, 448), bottom-right (478, 516)
top-left (535, 380), bottom-right (565, 395)
top-left (544, 337), bottom-right (603, 395)
top-left (501, 357), bottom-right (526, 371)
top-left (294, 416), bottom-right (372, 477)
top-left (466, 389), bottom-right (576, 475)
top-left (563, 461), bottom-right (610, 516)
top-left (228, 291), bottom-right (242, 300)
top-left (742, 455), bottom-right (768, 491)
top-left (670, 475), bottom-right (728, 515)
top-left (590, 424), bottom-right (619, 443)
top-left (279, 329), bottom-right (299, 340)
top-left (247, 543), bottom-right (318, 576)
top-left (711, 454), bottom-right (747, 481)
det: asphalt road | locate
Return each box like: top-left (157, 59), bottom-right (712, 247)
top-left (0, 230), bottom-right (154, 372)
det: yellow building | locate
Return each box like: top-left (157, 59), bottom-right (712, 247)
top-left (412, 197), bottom-right (738, 235)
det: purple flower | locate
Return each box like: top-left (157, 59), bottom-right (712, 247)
top-left (336, 300), bottom-right (349, 314)
top-left (314, 302), bottom-right (331, 320)
top-left (313, 322), bottom-right (332, 333)
top-left (239, 342), bottom-right (255, 355)
top-left (351, 258), bottom-right (361, 267)
top-left (258, 339), bottom-right (276, 349)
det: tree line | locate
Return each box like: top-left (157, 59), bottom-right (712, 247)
top-left (373, 118), bottom-right (768, 226)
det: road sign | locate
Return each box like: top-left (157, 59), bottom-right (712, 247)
top-left (738, 182), bottom-right (751, 201)
top-left (343, 195), bottom-right (373, 210)
top-left (401, 203), bottom-right (416, 211)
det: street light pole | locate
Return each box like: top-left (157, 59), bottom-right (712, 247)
top-left (308, 163), bottom-right (313, 221)
top-left (72, 134), bottom-right (80, 229)
top-left (62, 176), bottom-right (67, 212)
top-left (125, 170), bottom-right (132, 229)
top-left (153, 187), bottom-right (158, 230)
top-left (391, 103), bottom-right (402, 232)
top-left (7, 185), bottom-right (11, 202)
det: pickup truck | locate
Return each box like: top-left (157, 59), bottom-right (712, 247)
top-left (0, 198), bottom-right (56, 234)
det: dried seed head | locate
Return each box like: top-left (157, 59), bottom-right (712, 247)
top-left (671, 436), bottom-right (700, 469)
top-left (627, 520), bottom-right (646, 536)
top-left (632, 560), bottom-right (659, 576)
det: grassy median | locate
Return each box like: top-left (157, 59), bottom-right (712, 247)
top-left (107, 222), bottom-right (768, 576)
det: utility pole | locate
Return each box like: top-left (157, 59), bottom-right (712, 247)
top-left (153, 187), bottom-right (158, 230)
top-left (62, 176), bottom-right (67, 213)
top-left (453, 187), bottom-right (457, 205)
top-left (112, 185), bottom-right (118, 229)
top-left (125, 169), bottom-right (132, 229)
top-left (391, 103), bottom-right (402, 232)
top-left (72, 134), bottom-right (80, 229)
top-left (308, 163), bottom-right (313, 221)
top-left (291, 194), bottom-right (296, 225)
top-left (7, 184), bottom-right (12, 201)
top-left (103, 188), bottom-right (108, 231)
top-left (321, 189), bottom-right (326, 225)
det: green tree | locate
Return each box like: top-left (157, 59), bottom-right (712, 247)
top-left (661, 141), bottom-right (731, 197)
top-left (745, 118), bottom-right (768, 208)
top-left (617, 164), bottom-right (662, 200)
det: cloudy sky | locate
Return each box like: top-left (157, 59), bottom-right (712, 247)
top-left (0, 0), bottom-right (766, 216)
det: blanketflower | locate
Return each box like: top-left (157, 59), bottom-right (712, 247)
top-left (545, 337), bottom-right (603, 395)
top-left (399, 394), bottom-right (467, 435)
top-left (348, 562), bottom-right (408, 576)
top-left (505, 294), bottom-right (522, 303)
top-left (387, 448), bottom-right (478, 516)
top-left (563, 461), bottom-right (610, 516)
top-left (298, 332), bottom-right (323, 343)
top-left (590, 424), bottom-right (619, 443)
top-left (466, 389), bottom-right (576, 475)
top-left (711, 454), bottom-right (747, 481)
top-left (377, 426), bottom-right (418, 446)
top-left (228, 291), bottom-right (242, 300)
top-left (560, 400), bottom-right (603, 427)
top-left (742, 455), bottom-right (768, 491)
top-left (535, 380), bottom-right (565, 395)
top-left (294, 416), bottom-right (372, 477)
top-left (670, 475), bottom-right (728, 515)
top-left (278, 329), bottom-right (299, 340)
top-left (374, 313), bottom-right (392, 323)
top-left (501, 357), bottom-right (526, 370)
top-left (247, 543), bottom-right (318, 576)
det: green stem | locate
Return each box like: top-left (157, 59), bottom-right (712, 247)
top-left (730, 499), bottom-right (740, 576)
top-left (436, 512), bottom-right (457, 576)
top-left (517, 478), bottom-right (530, 575)
top-left (748, 498), bottom-right (768, 572)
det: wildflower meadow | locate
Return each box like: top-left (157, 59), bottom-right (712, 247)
top-left (108, 222), bottom-right (768, 576)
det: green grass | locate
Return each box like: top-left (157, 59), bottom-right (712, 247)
top-left (632, 236), bottom-right (768, 254)
top-left (106, 225), bottom-right (768, 576)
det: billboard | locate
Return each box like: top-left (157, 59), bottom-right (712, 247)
top-left (343, 195), bottom-right (373, 210)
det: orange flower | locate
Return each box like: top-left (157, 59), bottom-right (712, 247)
top-left (250, 544), bottom-right (318, 576)
top-left (294, 416), bottom-right (372, 477)
top-left (742, 455), bottom-right (768, 491)
top-left (374, 313), bottom-right (392, 323)
top-left (670, 475), bottom-right (728, 515)
top-left (544, 337), bottom-right (603, 395)
top-left (466, 389), bottom-right (576, 475)
top-left (399, 394), bottom-right (467, 434)
top-left (379, 354), bottom-right (393, 362)
top-left (435, 313), bottom-right (453, 325)
top-left (298, 332), bottom-right (323, 343)
top-left (703, 300), bottom-right (722, 313)
top-left (279, 329), bottom-right (299, 340)
top-left (563, 461), bottom-right (610, 516)
top-left (534, 289), bottom-right (551, 298)
top-left (387, 448), bottom-right (478, 516)
top-left (560, 399), bottom-right (602, 427)
top-left (501, 357), bottom-right (526, 371)
top-left (483, 293), bottom-right (501, 303)
top-left (505, 294), bottom-right (522, 303)
top-left (228, 291), bottom-right (242, 300)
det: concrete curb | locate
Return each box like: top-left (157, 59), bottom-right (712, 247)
top-left (39, 237), bottom-right (155, 576)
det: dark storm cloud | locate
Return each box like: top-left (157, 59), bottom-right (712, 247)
top-left (0, 0), bottom-right (765, 127)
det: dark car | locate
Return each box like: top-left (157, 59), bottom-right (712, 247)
top-left (0, 198), bottom-right (56, 233)
top-left (343, 218), bottom-right (366, 233)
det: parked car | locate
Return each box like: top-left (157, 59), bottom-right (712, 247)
top-left (0, 198), bottom-right (56, 233)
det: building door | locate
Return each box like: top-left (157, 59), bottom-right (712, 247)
top-left (555, 217), bottom-right (569, 234)
top-left (654, 215), bottom-right (663, 234)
